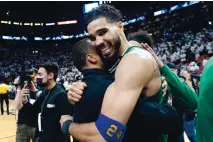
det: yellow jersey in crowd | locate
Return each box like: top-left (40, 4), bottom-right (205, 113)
top-left (0, 83), bottom-right (9, 94)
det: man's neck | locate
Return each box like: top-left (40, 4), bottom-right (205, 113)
top-left (45, 81), bottom-right (56, 90)
top-left (119, 39), bottom-right (131, 56)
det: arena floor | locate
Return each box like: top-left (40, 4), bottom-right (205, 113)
top-left (0, 100), bottom-right (16, 142)
top-left (0, 100), bottom-right (190, 142)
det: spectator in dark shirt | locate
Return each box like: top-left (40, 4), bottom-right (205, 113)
top-left (33, 62), bottom-right (71, 142)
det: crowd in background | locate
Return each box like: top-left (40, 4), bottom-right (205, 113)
top-left (0, 44), bottom-right (83, 86)
top-left (1, 28), bottom-right (212, 84)
top-left (155, 28), bottom-right (213, 72)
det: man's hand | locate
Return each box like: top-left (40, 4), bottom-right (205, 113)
top-left (161, 76), bottom-right (168, 97)
top-left (67, 82), bottom-right (87, 105)
top-left (60, 115), bottom-right (73, 128)
top-left (28, 81), bottom-right (37, 92)
top-left (142, 43), bottom-right (164, 68)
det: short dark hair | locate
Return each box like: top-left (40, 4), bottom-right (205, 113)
top-left (128, 30), bottom-right (154, 47)
top-left (84, 4), bottom-right (123, 29)
top-left (38, 62), bottom-right (59, 81)
top-left (71, 38), bottom-right (94, 71)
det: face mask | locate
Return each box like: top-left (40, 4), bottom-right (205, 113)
top-left (36, 77), bottom-right (47, 87)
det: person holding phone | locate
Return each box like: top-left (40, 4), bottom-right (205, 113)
top-left (14, 76), bottom-right (42, 142)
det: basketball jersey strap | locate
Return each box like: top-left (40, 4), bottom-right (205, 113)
top-left (108, 46), bottom-right (141, 74)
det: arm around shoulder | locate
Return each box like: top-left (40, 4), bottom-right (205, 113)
top-left (67, 54), bottom-right (154, 142)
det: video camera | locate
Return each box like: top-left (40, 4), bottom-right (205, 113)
top-left (13, 68), bottom-right (38, 87)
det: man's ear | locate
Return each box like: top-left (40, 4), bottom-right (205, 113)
top-left (48, 72), bottom-right (54, 80)
top-left (86, 54), bottom-right (97, 64)
top-left (117, 21), bottom-right (124, 30)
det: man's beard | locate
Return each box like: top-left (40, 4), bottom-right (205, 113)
top-left (102, 36), bottom-right (121, 70)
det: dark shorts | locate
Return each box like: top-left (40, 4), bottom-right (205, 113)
top-left (16, 124), bottom-right (36, 142)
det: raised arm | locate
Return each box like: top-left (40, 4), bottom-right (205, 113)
top-left (14, 86), bottom-right (24, 110)
top-left (14, 80), bottom-right (39, 110)
top-left (160, 65), bottom-right (198, 110)
top-left (143, 43), bottom-right (198, 110)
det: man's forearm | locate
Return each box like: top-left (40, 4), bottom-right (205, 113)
top-left (14, 90), bottom-right (23, 110)
top-left (69, 122), bottom-right (105, 142)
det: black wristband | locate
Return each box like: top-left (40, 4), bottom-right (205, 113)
top-left (62, 120), bottom-right (72, 135)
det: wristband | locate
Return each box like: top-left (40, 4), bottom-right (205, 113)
top-left (95, 114), bottom-right (126, 142)
top-left (62, 120), bottom-right (72, 135)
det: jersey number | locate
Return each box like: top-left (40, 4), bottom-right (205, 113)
top-left (106, 124), bottom-right (117, 137)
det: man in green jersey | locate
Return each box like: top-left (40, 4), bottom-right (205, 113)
top-left (196, 56), bottom-right (213, 142)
